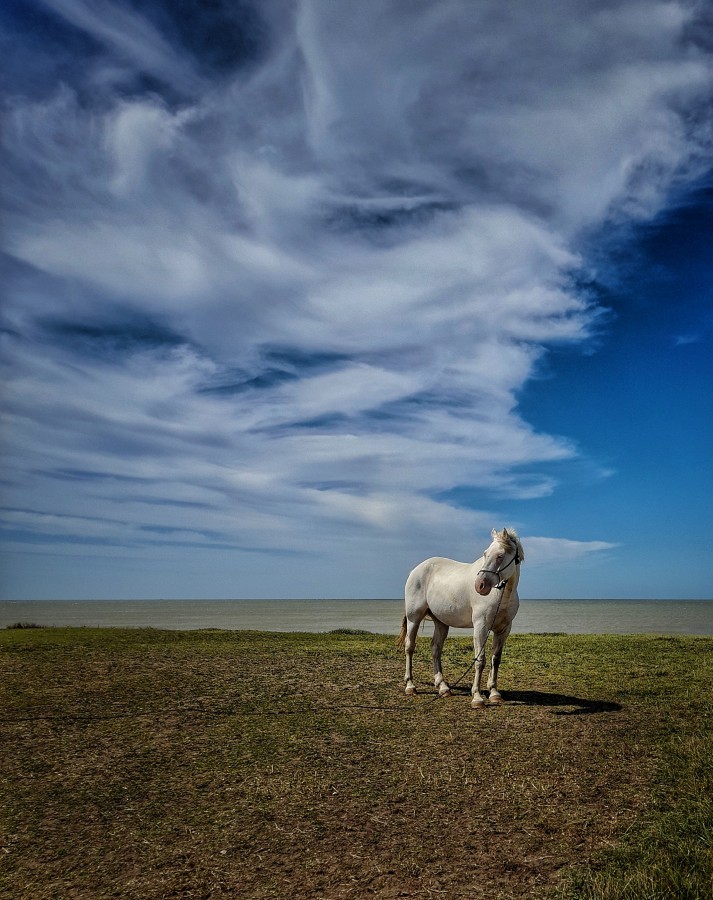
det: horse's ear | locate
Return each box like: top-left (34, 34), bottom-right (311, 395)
top-left (491, 528), bottom-right (497, 539)
top-left (502, 528), bottom-right (510, 539)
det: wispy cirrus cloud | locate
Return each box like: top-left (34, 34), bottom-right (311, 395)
top-left (40, 0), bottom-right (207, 94)
top-left (1, 0), bottom-right (712, 597)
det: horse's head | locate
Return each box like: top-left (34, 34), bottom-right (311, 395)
top-left (475, 528), bottom-right (523, 595)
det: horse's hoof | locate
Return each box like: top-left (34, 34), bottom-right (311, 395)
top-left (488, 694), bottom-right (504, 705)
top-left (471, 699), bottom-right (486, 710)
top-left (439, 686), bottom-right (452, 697)
top-left (405, 685), bottom-right (416, 696)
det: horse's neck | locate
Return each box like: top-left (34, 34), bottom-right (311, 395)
top-left (500, 567), bottom-right (520, 600)
top-left (508, 568), bottom-right (521, 595)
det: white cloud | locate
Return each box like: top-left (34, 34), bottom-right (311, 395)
top-left (673, 332), bottom-right (702, 347)
top-left (107, 101), bottom-right (183, 198)
top-left (40, 0), bottom-right (205, 95)
top-left (2, 0), bottom-right (712, 597)
top-left (524, 537), bottom-right (620, 568)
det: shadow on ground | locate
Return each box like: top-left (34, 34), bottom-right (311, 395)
top-left (424, 686), bottom-right (623, 715)
top-left (503, 690), bottom-right (622, 715)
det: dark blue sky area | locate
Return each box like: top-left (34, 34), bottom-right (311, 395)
top-left (519, 193), bottom-right (713, 592)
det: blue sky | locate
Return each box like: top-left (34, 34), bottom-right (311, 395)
top-left (1, 0), bottom-right (712, 600)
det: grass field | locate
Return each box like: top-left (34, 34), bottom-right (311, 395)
top-left (0, 627), bottom-right (711, 899)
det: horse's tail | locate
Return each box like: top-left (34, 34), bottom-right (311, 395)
top-left (395, 615), bottom-right (408, 650)
top-left (396, 611), bottom-right (435, 649)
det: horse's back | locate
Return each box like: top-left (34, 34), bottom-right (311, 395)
top-left (406, 556), bottom-right (470, 590)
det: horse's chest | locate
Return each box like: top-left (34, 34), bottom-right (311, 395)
top-left (491, 594), bottom-right (519, 631)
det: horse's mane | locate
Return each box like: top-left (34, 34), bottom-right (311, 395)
top-left (496, 527), bottom-right (525, 563)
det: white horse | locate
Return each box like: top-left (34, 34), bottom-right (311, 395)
top-left (397, 528), bottom-right (524, 708)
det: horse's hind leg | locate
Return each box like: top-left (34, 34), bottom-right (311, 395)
top-left (487, 623), bottom-right (512, 704)
top-left (431, 617), bottom-right (451, 696)
top-left (403, 616), bottom-right (422, 695)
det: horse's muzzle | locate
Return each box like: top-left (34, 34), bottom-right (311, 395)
top-left (475, 578), bottom-right (492, 596)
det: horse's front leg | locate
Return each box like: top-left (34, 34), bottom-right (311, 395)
top-left (471, 618), bottom-right (490, 709)
top-left (487, 623), bottom-right (512, 705)
top-left (431, 618), bottom-right (451, 696)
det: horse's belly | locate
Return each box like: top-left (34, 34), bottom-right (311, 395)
top-left (439, 611), bottom-right (476, 629)
top-left (429, 598), bottom-right (476, 629)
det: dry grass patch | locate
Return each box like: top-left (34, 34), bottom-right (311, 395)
top-left (0, 628), bottom-right (710, 898)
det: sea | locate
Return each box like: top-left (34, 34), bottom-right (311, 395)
top-left (1, 598), bottom-right (711, 635)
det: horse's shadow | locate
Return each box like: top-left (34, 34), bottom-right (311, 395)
top-left (440, 686), bottom-right (621, 715)
top-left (502, 689), bottom-right (622, 715)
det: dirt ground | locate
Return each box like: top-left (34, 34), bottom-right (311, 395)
top-left (1, 628), bottom-right (707, 899)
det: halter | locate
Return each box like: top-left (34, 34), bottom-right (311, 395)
top-left (477, 546), bottom-right (521, 591)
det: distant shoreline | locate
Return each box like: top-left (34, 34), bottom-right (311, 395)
top-left (2, 597), bottom-right (712, 635)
